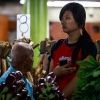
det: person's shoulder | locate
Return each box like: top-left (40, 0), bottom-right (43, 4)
top-left (52, 39), bottom-right (65, 50)
top-left (83, 40), bottom-right (96, 48)
top-left (81, 40), bottom-right (97, 59)
top-left (24, 77), bottom-right (33, 87)
top-left (81, 40), bottom-right (97, 53)
top-left (0, 66), bottom-right (13, 84)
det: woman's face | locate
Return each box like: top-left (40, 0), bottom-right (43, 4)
top-left (61, 10), bottom-right (79, 34)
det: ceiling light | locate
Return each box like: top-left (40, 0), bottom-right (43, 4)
top-left (47, 1), bottom-right (100, 7)
top-left (20, 0), bottom-right (26, 4)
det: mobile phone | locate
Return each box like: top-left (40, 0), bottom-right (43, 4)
top-left (59, 59), bottom-right (68, 66)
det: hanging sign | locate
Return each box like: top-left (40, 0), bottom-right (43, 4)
top-left (17, 14), bottom-right (30, 39)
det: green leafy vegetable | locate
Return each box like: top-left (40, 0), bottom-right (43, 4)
top-left (72, 55), bottom-right (100, 100)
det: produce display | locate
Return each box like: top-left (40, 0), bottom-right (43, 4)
top-left (40, 38), bottom-right (56, 54)
top-left (34, 72), bottom-right (67, 100)
top-left (33, 38), bottom-right (56, 81)
top-left (0, 38), bottom-right (39, 77)
top-left (0, 42), bottom-right (12, 76)
top-left (0, 71), bottom-right (30, 100)
top-left (3, 38), bottom-right (100, 100)
top-left (14, 37), bottom-right (39, 49)
top-left (72, 55), bottom-right (100, 100)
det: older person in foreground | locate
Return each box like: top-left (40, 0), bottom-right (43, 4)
top-left (0, 42), bottom-right (34, 100)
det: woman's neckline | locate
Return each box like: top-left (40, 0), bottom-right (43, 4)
top-left (65, 38), bottom-right (77, 46)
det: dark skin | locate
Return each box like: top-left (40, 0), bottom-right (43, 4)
top-left (11, 42), bottom-right (34, 76)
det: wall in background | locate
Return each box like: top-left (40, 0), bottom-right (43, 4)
top-left (50, 22), bottom-right (100, 41)
top-left (0, 4), bottom-right (100, 41)
top-left (0, 4), bottom-right (100, 22)
top-left (48, 7), bottom-right (100, 23)
top-left (0, 15), bottom-right (8, 41)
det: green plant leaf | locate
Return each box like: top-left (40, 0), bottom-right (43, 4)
top-left (76, 60), bottom-right (95, 68)
top-left (47, 87), bottom-right (51, 93)
top-left (97, 94), bottom-right (100, 100)
top-left (0, 87), bottom-right (9, 96)
top-left (45, 82), bottom-right (52, 88)
top-left (88, 55), bottom-right (98, 66)
top-left (94, 82), bottom-right (100, 91)
top-left (93, 70), bottom-right (100, 77)
top-left (42, 89), bottom-right (48, 96)
top-left (48, 93), bottom-right (55, 99)
top-left (76, 67), bottom-right (87, 78)
top-left (38, 94), bottom-right (44, 99)
top-left (90, 80), bottom-right (95, 85)
top-left (72, 56), bottom-right (100, 100)
top-left (77, 79), bottom-right (87, 88)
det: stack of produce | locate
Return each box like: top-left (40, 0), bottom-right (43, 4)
top-left (31, 39), bottom-right (56, 89)
top-left (0, 42), bottom-right (12, 76)
top-left (34, 38), bottom-right (56, 80)
top-left (0, 71), bottom-right (30, 100)
top-left (40, 38), bottom-right (56, 54)
top-left (34, 72), bottom-right (67, 100)
top-left (14, 37), bottom-right (39, 49)
top-left (14, 38), bottom-right (32, 44)
top-left (72, 55), bottom-right (100, 100)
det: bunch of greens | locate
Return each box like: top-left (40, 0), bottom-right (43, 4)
top-left (72, 55), bottom-right (100, 100)
top-left (34, 72), bottom-right (66, 100)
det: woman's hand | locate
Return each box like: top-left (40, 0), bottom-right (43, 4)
top-left (53, 63), bottom-right (76, 77)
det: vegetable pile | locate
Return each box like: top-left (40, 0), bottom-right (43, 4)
top-left (72, 56), bottom-right (100, 100)
top-left (34, 72), bottom-right (67, 100)
top-left (0, 71), bottom-right (30, 100)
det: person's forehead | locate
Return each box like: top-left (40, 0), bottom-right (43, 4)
top-left (63, 10), bottom-right (73, 16)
